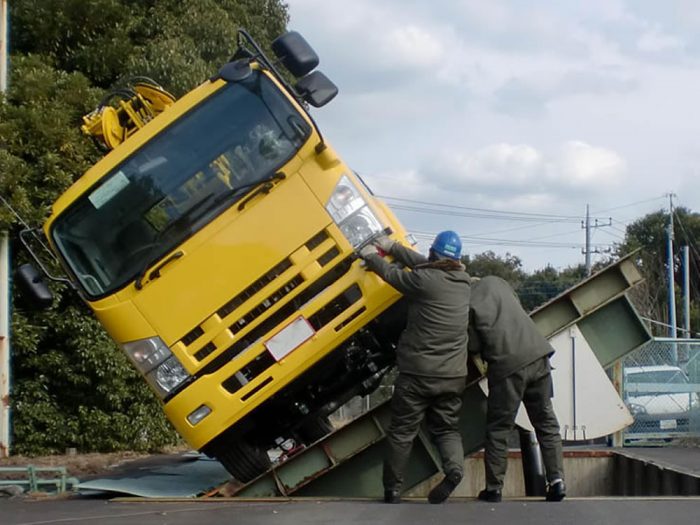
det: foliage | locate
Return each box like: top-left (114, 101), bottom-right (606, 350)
top-left (517, 264), bottom-right (586, 312)
top-left (2, 0), bottom-right (290, 454)
top-left (616, 207), bottom-right (700, 336)
top-left (10, 0), bottom-right (289, 94)
top-left (463, 250), bottom-right (524, 284)
top-left (462, 250), bottom-right (586, 312)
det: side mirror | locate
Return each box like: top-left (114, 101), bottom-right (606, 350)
top-left (295, 71), bottom-right (338, 108)
top-left (271, 31), bottom-right (320, 78)
top-left (16, 263), bottom-right (53, 309)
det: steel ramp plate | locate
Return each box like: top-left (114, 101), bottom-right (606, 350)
top-left (231, 383), bottom-right (488, 498)
top-left (77, 453), bottom-right (230, 498)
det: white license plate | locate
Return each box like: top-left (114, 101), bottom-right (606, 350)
top-left (659, 419), bottom-right (677, 430)
top-left (265, 316), bottom-right (315, 362)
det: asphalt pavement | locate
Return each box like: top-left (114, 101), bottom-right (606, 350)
top-left (2, 497), bottom-right (700, 525)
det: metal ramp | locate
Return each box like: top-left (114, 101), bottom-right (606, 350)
top-left (219, 252), bottom-right (650, 498)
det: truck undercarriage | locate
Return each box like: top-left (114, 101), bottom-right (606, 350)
top-left (202, 299), bottom-right (407, 482)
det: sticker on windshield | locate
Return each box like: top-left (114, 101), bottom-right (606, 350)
top-left (89, 171), bottom-right (130, 209)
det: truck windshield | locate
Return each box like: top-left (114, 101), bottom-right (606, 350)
top-left (52, 70), bottom-right (311, 298)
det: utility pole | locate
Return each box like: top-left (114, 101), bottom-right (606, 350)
top-left (584, 204), bottom-right (591, 274)
top-left (682, 245), bottom-right (690, 338)
top-left (581, 204), bottom-right (612, 276)
top-left (0, 0), bottom-right (10, 458)
top-left (0, 232), bottom-right (8, 458)
top-left (667, 193), bottom-right (677, 342)
top-left (0, 0), bottom-right (6, 92)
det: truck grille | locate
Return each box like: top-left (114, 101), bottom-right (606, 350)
top-left (194, 342), bottom-right (217, 361)
top-left (176, 229), bottom-right (346, 367)
top-left (181, 326), bottom-right (204, 346)
top-left (230, 275), bottom-right (304, 335)
top-left (198, 255), bottom-right (354, 377)
top-left (220, 282), bottom-right (363, 395)
top-left (217, 258), bottom-right (293, 319)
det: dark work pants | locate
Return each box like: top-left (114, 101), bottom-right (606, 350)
top-left (485, 356), bottom-right (564, 490)
top-left (383, 373), bottom-right (466, 492)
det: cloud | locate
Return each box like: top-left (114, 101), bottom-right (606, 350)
top-left (380, 25), bottom-right (444, 68)
top-left (421, 141), bottom-right (627, 198)
top-left (492, 68), bottom-right (637, 117)
top-left (636, 27), bottom-right (686, 53)
top-left (285, 0), bottom-right (700, 271)
top-left (492, 79), bottom-right (549, 117)
top-left (557, 141), bottom-right (627, 186)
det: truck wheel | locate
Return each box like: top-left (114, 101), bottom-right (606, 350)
top-left (298, 415), bottom-right (335, 444)
top-left (215, 438), bottom-right (271, 483)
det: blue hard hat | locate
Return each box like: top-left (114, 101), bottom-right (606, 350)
top-left (431, 230), bottom-right (462, 260)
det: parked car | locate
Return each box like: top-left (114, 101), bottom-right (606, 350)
top-left (624, 365), bottom-right (700, 434)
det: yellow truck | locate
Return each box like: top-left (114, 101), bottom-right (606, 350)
top-left (18, 30), bottom-right (410, 482)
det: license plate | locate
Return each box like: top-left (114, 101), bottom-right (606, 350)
top-left (659, 419), bottom-right (677, 430)
top-left (265, 316), bottom-right (315, 362)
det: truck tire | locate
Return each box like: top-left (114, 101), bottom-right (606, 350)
top-left (215, 438), bottom-right (271, 483)
top-left (298, 415), bottom-right (335, 444)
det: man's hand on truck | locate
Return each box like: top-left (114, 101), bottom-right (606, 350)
top-left (372, 235), bottom-right (395, 255)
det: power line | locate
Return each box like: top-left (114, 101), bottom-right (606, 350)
top-left (449, 220), bottom-right (568, 238)
top-left (593, 195), bottom-right (667, 214)
top-left (410, 230), bottom-right (587, 249)
top-left (379, 195), bottom-right (601, 222)
top-left (389, 203), bottom-right (581, 223)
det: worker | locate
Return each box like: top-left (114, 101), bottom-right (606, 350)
top-left (358, 231), bottom-right (471, 504)
top-left (468, 275), bottom-right (565, 503)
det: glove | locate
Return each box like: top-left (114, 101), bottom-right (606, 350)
top-left (372, 235), bottom-right (395, 253)
top-left (358, 244), bottom-right (379, 259)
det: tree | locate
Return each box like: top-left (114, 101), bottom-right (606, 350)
top-left (616, 207), bottom-right (700, 336)
top-left (10, 0), bottom-right (288, 94)
top-left (462, 250), bottom-right (586, 312)
top-left (463, 251), bottom-right (524, 285)
top-left (2, 0), bottom-right (290, 454)
top-left (517, 264), bottom-right (586, 312)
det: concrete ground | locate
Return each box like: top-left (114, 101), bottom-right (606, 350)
top-left (2, 497), bottom-right (700, 525)
top-left (617, 446), bottom-right (700, 475)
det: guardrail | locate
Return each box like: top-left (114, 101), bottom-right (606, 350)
top-left (0, 465), bottom-right (79, 493)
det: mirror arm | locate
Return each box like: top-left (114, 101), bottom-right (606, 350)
top-left (236, 28), bottom-right (327, 153)
top-left (19, 228), bottom-right (76, 289)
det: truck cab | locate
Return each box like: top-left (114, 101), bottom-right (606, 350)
top-left (23, 30), bottom-right (410, 481)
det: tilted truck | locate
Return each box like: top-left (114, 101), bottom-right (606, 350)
top-left (18, 30), bottom-right (411, 482)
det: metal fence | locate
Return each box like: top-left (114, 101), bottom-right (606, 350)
top-left (622, 338), bottom-right (700, 443)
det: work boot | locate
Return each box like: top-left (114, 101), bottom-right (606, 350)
top-left (545, 479), bottom-right (566, 502)
top-left (477, 488), bottom-right (502, 503)
top-left (384, 488), bottom-right (401, 504)
top-left (428, 471), bottom-right (462, 504)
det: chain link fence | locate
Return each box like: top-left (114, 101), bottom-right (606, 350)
top-left (622, 339), bottom-right (700, 443)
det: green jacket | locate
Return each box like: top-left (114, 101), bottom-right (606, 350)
top-left (468, 276), bottom-right (554, 381)
top-left (364, 243), bottom-right (471, 378)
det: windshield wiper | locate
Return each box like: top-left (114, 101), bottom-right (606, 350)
top-left (133, 194), bottom-right (216, 289)
top-left (236, 172), bottom-right (286, 211)
top-left (212, 171), bottom-right (287, 211)
top-left (200, 171), bottom-right (286, 214)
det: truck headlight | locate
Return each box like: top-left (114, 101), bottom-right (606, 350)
top-left (326, 175), bottom-right (383, 247)
top-left (121, 336), bottom-right (191, 399)
top-left (146, 355), bottom-right (190, 397)
top-left (123, 336), bottom-right (170, 373)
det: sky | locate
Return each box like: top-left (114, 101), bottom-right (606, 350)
top-left (284, 0), bottom-right (700, 271)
